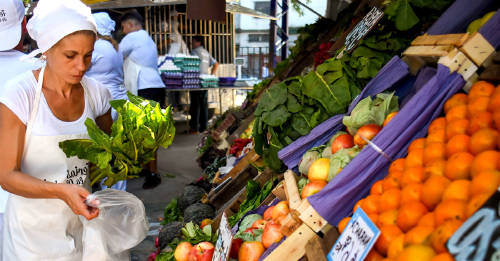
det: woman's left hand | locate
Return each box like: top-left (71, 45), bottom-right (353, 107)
top-left (58, 184), bottom-right (99, 220)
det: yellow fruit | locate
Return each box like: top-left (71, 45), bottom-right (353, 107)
top-left (397, 244), bottom-right (436, 261)
top-left (308, 158), bottom-right (330, 182)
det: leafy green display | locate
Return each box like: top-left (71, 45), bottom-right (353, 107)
top-left (181, 222), bottom-right (218, 245)
top-left (384, 0), bottom-right (453, 31)
top-left (162, 198), bottom-right (182, 225)
top-left (328, 146), bottom-right (361, 181)
top-left (59, 93), bottom-right (175, 187)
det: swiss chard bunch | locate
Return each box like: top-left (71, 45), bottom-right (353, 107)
top-left (383, 0), bottom-right (454, 31)
top-left (59, 93), bottom-right (175, 187)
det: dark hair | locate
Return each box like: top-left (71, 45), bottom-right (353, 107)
top-left (193, 36), bottom-right (204, 46)
top-left (120, 10), bottom-right (144, 25)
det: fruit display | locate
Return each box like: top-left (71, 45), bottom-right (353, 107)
top-left (467, 11), bottom-right (497, 33)
top-left (339, 81), bottom-right (500, 260)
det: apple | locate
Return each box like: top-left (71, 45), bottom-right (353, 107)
top-left (331, 134), bottom-right (354, 154)
top-left (230, 238), bottom-right (243, 259)
top-left (200, 218), bottom-right (213, 229)
top-left (301, 180), bottom-right (327, 199)
top-left (263, 206), bottom-right (274, 221)
top-left (238, 241), bottom-right (265, 261)
top-left (383, 112), bottom-right (398, 127)
top-left (188, 242), bottom-right (214, 261)
top-left (251, 219), bottom-right (268, 230)
top-left (307, 158), bottom-right (330, 182)
top-left (271, 201), bottom-right (289, 221)
top-left (354, 124), bottom-right (382, 148)
top-left (262, 222), bottom-right (284, 248)
top-left (174, 241), bottom-right (193, 261)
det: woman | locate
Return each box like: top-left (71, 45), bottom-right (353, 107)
top-left (0, 0), bottom-right (113, 259)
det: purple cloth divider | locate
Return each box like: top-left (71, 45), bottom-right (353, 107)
top-left (479, 8), bottom-right (500, 48)
top-left (277, 56), bottom-right (409, 170)
top-left (308, 65), bottom-right (465, 225)
top-left (258, 237), bottom-right (287, 261)
top-left (427, 0), bottom-right (497, 35)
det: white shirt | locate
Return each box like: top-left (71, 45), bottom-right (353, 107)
top-left (0, 71), bottom-right (111, 136)
top-left (0, 50), bottom-right (42, 88)
top-left (86, 39), bottom-right (128, 100)
top-left (191, 46), bottom-right (216, 75)
top-left (119, 30), bottom-right (165, 90)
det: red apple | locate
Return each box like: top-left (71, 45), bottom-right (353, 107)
top-left (354, 124), bottom-right (382, 148)
top-left (174, 241), bottom-right (193, 261)
top-left (251, 219), bottom-right (268, 230)
top-left (262, 222), bottom-right (284, 248)
top-left (331, 134), bottom-right (354, 154)
top-left (229, 238), bottom-right (243, 259)
top-left (263, 206), bottom-right (274, 221)
top-left (200, 218), bottom-right (213, 229)
top-left (238, 241), bottom-right (265, 261)
top-left (383, 111), bottom-right (398, 127)
top-left (271, 201), bottom-right (289, 221)
top-left (188, 242), bottom-right (214, 261)
top-left (301, 180), bottom-right (327, 199)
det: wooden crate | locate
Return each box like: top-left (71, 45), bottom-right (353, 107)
top-left (479, 52), bottom-right (500, 83)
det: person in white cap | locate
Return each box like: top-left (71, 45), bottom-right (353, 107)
top-left (0, 0), bottom-right (113, 259)
top-left (0, 0), bottom-right (41, 87)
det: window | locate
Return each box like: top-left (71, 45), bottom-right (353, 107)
top-left (254, 1), bottom-right (270, 15)
top-left (248, 34), bottom-right (269, 43)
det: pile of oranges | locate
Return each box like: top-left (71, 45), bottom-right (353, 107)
top-left (337, 81), bottom-right (500, 261)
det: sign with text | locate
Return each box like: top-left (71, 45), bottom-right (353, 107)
top-left (212, 212), bottom-right (232, 261)
top-left (327, 207), bottom-right (380, 261)
top-left (344, 7), bottom-right (384, 52)
top-left (447, 188), bottom-right (500, 260)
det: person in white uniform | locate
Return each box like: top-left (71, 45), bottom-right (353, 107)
top-left (85, 12), bottom-right (127, 192)
top-left (119, 10), bottom-right (163, 189)
top-left (0, 0), bottom-right (113, 259)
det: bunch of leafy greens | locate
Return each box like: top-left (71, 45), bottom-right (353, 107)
top-left (161, 198), bottom-right (182, 225)
top-left (197, 136), bottom-right (213, 156)
top-left (384, 0), bottom-right (454, 31)
top-left (59, 93), bottom-right (175, 187)
top-left (234, 214), bottom-right (264, 242)
top-left (228, 178), bottom-right (276, 227)
top-left (204, 156), bottom-right (227, 182)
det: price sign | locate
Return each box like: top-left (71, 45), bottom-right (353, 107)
top-left (447, 188), bottom-right (500, 260)
top-left (327, 207), bottom-right (380, 261)
top-left (212, 212), bottom-right (232, 261)
top-left (344, 7), bottom-right (384, 52)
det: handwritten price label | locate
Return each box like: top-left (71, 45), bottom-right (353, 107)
top-left (344, 7), bottom-right (384, 52)
top-left (212, 212), bottom-right (232, 261)
top-left (327, 207), bottom-right (380, 261)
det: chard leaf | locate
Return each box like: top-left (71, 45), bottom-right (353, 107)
top-left (395, 0), bottom-right (419, 31)
top-left (287, 94), bottom-right (302, 113)
top-left (261, 105), bottom-right (290, 127)
top-left (302, 71), bottom-right (347, 116)
top-left (254, 82), bottom-right (288, 116)
top-left (291, 114), bottom-right (311, 136)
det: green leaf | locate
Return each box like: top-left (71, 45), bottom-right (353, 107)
top-left (261, 105), bottom-right (290, 127)
top-left (352, 46), bottom-right (378, 58)
top-left (287, 94), bottom-right (302, 113)
top-left (302, 71), bottom-right (347, 116)
top-left (384, 0), bottom-right (401, 17)
top-left (395, 0), bottom-right (419, 31)
top-left (291, 114), bottom-right (311, 136)
top-left (328, 147), bottom-right (361, 181)
top-left (253, 118), bottom-right (266, 156)
top-left (286, 77), bottom-right (303, 98)
top-left (254, 82), bottom-right (288, 116)
top-left (323, 70), bottom-right (343, 84)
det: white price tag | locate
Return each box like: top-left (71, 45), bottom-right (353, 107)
top-left (327, 207), bottom-right (380, 261)
top-left (344, 7), bottom-right (384, 52)
top-left (212, 212), bottom-right (232, 261)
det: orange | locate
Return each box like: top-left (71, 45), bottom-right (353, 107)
top-left (467, 96), bottom-right (489, 115)
top-left (383, 176), bottom-right (401, 191)
top-left (387, 234), bottom-right (405, 259)
top-left (466, 193), bottom-right (491, 217)
top-left (488, 92), bottom-right (500, 112)
top-left (337, 217), bottom-right (350, 233)
top-left (444, 94), bottom-right (467, 114)
top-left (427, 129), bottom-right (446, 144)
top-left (434, 199), bottom-right (466, 226)
top-left (396, 200), bottom-right (428, 232)
top-left (428, 117), bottom-right (447, 133)
top-left (469, 128), bottom-right (499, 155)
top-left (368, 212), bottom-right (379, 225)
top-left (378, 209), bottom-right (398, 227)
top-left (408, 138), bottom-right (426, 152)
top-left (430, 220), bottom-right (463, 253)
top-left (471, 170), bottom-right (500, 196)
top-left (362, 195), bottom-right (381, 214)
top-left (431, 253), bottom-right (454, 261)
top-left (405, 148), bottom-right (424, 169)
top-left (379, 189), bottom-right (401, 212)
top-left (469, 80), bottom-right (495, 99)
top-left (375, 224), bottom-right (403, 256)
top-left (396, 244), bottom-right (436, 261)
top-left (421, 176), bottom-right (451, 210)
top-left (445, 134), bottom-right (470, 158)
top-left (445, 119), bottom-right (469, 140)
top-left (493, 110), bottom-right (500, 131)
top-left (365, 250), bottom-right (384, 261)
top-left (424, 143), bottom-right (446, 164)
top-left (471, 150), bottom-right (500, 177)
top-left (389, 158), bottom-right (406, 173)
top-left (444, 152), bottom-right (474, 180)
top-left (446, 104), bottom-right (467, 123)
top-left (401, 183), bottom-right (423, 204)
top-left (401, 167), bottom-right (426, 187)
top-left (389, 169), bottom-right (403, 180)
top-left (424, 160), bottom-right (446, 177)
top-left (371, 180), bottom-right (384, 195)
top-left (468, 111), bottom-right (493, 134)
top-left (418, 212), bottom-right (436, 228)
top-left (442, 179), bottom-right (470, 201)
top-left (354, 200), bottom-right (363, 212)
top-left (404, 226), bottom-right (434, 245)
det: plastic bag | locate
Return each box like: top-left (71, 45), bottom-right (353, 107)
top-left (81, 189), bottom-right (149, 261)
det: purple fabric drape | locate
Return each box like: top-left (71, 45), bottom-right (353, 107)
top-left (479, 8), bottom-right (500, 48)
top-left (308, 65), bottom-right (465, 225)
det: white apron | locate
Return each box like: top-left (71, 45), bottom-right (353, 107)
top-left (123, 57), bottom-right (140, 95)
top-left (2, 66), bottom-right (95, 261)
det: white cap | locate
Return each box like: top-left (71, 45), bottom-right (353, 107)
top-left (27, 0), bottom-right (96, 57)
top-left (0, 0), bottom-right (25, 51)
top-left (93, 12), bottom-right (115, 36)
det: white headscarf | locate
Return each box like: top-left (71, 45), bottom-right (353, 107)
top-left (93, 12), bottom-right (115, 36)
top-left (26, 0), bottom-right (96, 57)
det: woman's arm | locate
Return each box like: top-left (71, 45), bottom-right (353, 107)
top-left (0, 104), bottom-right (98, 219)
top-left (96, 108), bottom-right (112, 134)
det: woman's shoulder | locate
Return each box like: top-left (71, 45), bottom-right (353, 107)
top-left (82, 76), bottom-right (112, 115)
top-left (1, 71), bottom-right (37, 100)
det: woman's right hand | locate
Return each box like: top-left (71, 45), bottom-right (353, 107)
top-left (58, 184), bottom-right (99, 220)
